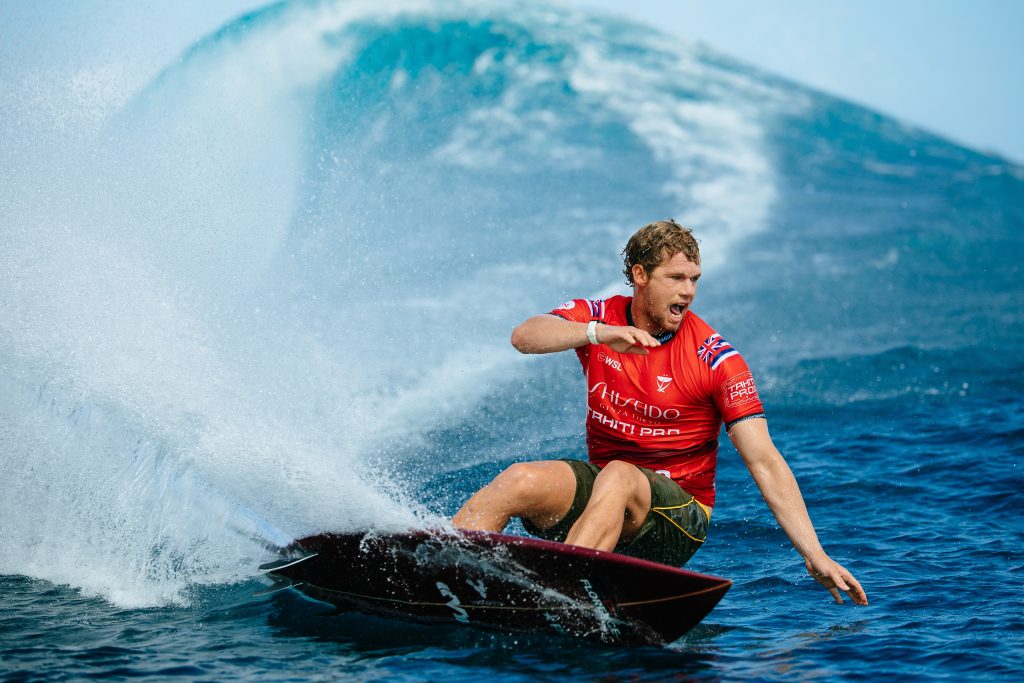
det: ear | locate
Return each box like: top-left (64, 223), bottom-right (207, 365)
top-left (631, 263), bottom-right (648, 287)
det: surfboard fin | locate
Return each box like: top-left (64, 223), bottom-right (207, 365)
top-left (253, 577), bottom-right (301, 597)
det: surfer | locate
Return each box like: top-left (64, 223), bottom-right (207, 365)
top-left (454, 219), bottom-right (867, 606)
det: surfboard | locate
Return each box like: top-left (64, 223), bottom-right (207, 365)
top-left (260, 529), bottom-right (730, 646)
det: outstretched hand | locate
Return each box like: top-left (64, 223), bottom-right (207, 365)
top-left (805, 554), bottom-right (868, 605)
top-left (597, 324), bottom-right (661, 355)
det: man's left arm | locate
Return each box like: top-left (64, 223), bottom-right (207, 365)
top-left (728, 417), bottom-right (869, 606)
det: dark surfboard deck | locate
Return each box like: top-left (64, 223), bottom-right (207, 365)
top-left (260, 529), bottom-right (730, 646)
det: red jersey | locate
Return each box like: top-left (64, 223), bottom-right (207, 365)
top-left (550, 295), bottom-right (766, 507)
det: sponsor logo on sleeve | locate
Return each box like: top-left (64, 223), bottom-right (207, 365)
top-left (722, 372), bottom-right (760, 409)
top-left (559, 300), bottom-right (577, 310)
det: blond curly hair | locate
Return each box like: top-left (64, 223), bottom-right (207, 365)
top-left (621, 219), bottom-right (700, 285)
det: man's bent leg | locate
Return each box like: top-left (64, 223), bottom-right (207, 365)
top-left (453, 460), bottom-right (577, 533)
top-left (563, 460), bottom-right (652, 552)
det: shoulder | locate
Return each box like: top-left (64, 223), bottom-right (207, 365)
top-left (681, 312), bottom-right (746, 372)
top-left (683, 311), bottom-right (716, 338)
top-left (678, 311), bottom-right (719, 354)
top-left (603, 295), bottom-right (631, 323)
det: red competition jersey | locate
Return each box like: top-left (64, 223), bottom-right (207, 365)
top-left (550, 295), bottom-right (766, 507)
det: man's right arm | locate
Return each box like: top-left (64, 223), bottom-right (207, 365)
top-left (510, 315), bottom-right (661, 355)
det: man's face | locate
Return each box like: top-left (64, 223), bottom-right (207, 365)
top-left (632, 251), bottom-right (701, 335)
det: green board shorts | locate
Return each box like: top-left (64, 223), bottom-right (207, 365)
top-left (521, 459), bottom-right (710, 568)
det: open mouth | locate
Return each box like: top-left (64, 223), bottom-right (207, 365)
top-left (669, 303), bottom-right (686, 317)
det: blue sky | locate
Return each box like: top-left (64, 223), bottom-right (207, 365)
top-left (3, 0), bottom-right (1021, 162)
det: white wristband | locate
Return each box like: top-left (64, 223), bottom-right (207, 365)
top-left (586, 320), bottom-right (600, 345)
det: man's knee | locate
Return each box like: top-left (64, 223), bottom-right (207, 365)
top-left (454, 461), bottom-right (574, 532)
top-left (492, 462), bottom-right (542, 500)
top-left (592, 460), bottom-right (651, 512)
top-left (595, 460), bottom-right (643, 487)
top-left (491, 460), bottom-right (570, 505)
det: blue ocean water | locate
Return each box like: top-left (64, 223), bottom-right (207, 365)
top-left (2, 1), bottom-right (1022, 680)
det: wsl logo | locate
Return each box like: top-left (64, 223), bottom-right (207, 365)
top-left (656, 375), bottom-right (672, 393)
top-left (598, 352), bottom-right (623, 372)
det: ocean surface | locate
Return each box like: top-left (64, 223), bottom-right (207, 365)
top-left (2, 1), bottom-right (1022, 680)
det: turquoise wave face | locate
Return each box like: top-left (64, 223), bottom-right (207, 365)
top-left (1, 0), bottom-right (1022, 611)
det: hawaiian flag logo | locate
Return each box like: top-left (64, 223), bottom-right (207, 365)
top-left (697, 333), bottom-right (739, 370)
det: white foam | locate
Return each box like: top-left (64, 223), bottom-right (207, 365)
top-left (569, 35), bottom-right (789, 274)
